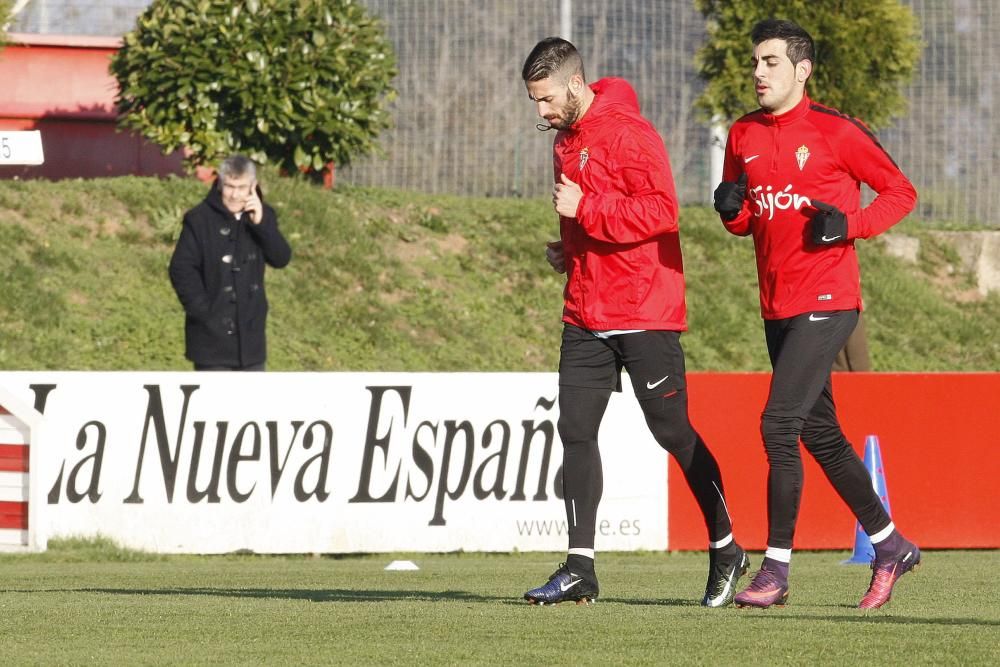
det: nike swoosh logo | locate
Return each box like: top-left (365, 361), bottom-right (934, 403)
top-left (809, 314), bottom-right (829, 322)
top-left (646, 375), bottom-right (670, 389)
top-left (741, 586), bottom-right (782, 600)
top-left (744, 155), bottom-right (760, 163)
top-left (560, 578), bottom-right (582, 592)
top-left (821, 235), bottom-right (842, 242)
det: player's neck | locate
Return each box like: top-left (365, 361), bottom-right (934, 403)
top-left (575, 89), bottom-right (596, 123)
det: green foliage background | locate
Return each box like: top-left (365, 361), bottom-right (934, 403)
top-left (695, 0), bottom-right (922, 128)
top-left (0, 0), bottom-right (11, 49)
top-left (0, 175), bottom-right (996, 372)
top-left (110, 0), bottom-right (397, 175)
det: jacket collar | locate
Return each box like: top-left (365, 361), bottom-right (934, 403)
top-left (761, 92), bottom-right (811, 126)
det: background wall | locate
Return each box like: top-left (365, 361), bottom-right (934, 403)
top-left (671, 372), bottom-right (1000, 550)
top-left (0, 34), bottom-right (183, 179)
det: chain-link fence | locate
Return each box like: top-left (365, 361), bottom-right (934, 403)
top-left (8, 0), bottom-right (1000, 225)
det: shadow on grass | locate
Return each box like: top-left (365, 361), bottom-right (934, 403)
top-left (7, 588), bottom-right (999, 626)
top-left (74, 587), bottom-right (506, 603)
top-left (709, 607), bottom-right (1000, 627)
top-left (7, 587), bottom-right (704, 608)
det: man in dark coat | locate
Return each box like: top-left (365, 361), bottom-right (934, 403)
top-left (169, 155), bottom-right (292, 370)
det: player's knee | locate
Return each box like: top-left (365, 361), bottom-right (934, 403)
top-left (761, 412), bottom-right (803, 451)
top-left (557, 414), bottom-right (596, 449)
top-left (642, 399), bottom-right (696, 454)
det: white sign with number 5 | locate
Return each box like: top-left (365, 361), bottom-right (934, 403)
top-left (0, 130), bottom-right (45, 165)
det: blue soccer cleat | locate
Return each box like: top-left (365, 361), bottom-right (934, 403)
top-left (524, 562), bottom-right (599, 605)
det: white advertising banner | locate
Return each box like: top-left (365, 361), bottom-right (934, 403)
top-left (0, 372), bottom-right (668, 554)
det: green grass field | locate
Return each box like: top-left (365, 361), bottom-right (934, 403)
top-left (1, 540), bottom-right (996, 665)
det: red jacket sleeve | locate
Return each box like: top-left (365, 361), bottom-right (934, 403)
top-left (576, 127), bottom-right (679, 244)
top-left (837, 122), bottom-right (917, 239)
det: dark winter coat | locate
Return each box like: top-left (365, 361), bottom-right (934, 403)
top-left (168, 182), bottom-right (291, 367)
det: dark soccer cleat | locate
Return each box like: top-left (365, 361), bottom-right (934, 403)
top-left (734, 566), bottom-right (789, 609)
top-left (524, 562), bottom-right (599, 605)
top-left (858, 542), bottom-right (921, 610)
top-left (701, 546), bottom-right (750, 607)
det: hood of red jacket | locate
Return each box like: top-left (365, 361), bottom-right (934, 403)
top-left (571, 77), bottom-right (641, 132)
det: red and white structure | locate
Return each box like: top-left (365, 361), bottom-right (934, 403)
top-left (0, 385), bottom-right (45, 552)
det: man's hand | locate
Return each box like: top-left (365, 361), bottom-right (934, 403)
top-left (713, 173), bottom-right (748, 221)
top-left (808, 200), bottom-right (848, 245)
top-left (553, 173), bottom-right (583, 219)
top-left (244, 181), bottom-right (263, 224)
top-left (545, 240), bottom-right (566, 274)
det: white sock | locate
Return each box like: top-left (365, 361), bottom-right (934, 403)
top-left (764, 546), bottom-right (792, 563)
top-left (568, 548), bottom-right (595, 560)
top-left (869, 522), bottom-right (895, 543)
top-left (709, 533), bottom-right (733, 550)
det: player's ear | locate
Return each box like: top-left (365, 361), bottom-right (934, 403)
top-left (797, 59), bottom-right (812, 83)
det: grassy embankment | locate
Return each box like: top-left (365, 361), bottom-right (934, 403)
top-left (0, 174), bottom-right (996, 371)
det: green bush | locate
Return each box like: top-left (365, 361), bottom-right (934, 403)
top-left (695, 0), bottom-right (921, 128)
top-left (110, 0), bottom-right (397, 176)
top-left (0, 0), bottom-right (11, 50)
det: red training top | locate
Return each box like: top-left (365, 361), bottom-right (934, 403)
top-left (721, 93), bottom-right (917, 320)
top-left (555, 77), bottom-right (685, 331)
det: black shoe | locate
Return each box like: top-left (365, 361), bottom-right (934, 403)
top-left (701, 545), bottom-right (750, 607)
top-left (524, 562), bottom-right (599, 605)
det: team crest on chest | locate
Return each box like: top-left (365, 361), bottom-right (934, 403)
top-left (795, 145), bottom-right (810, 171)
top-left (579, 147), bottom-right (590, 171)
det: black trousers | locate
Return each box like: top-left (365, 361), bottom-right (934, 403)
top-left (761, 309), bottom-right (891, 549)
top-left (194, 362), bottom-right (266, 371)
top-left (557, 325), bottom-right (733, 551)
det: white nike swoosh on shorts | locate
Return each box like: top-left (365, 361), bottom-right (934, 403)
top-left (646, 375), bottom-right (670, 389)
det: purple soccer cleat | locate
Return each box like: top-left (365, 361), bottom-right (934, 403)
top-left (858, 542), bottom-right (921, 610)
top-left (734, 567), bottom-right (789, 609)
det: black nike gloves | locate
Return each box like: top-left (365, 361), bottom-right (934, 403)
top-left (713, 173), bottom-right (748, 221)
top-left (809, 200), bottom-right (849, 245)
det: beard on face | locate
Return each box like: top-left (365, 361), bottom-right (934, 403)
top-left (548, 88), bottom-right (582, 130)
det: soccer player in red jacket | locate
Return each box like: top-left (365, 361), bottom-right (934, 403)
top-left (521, 37), bottom-right (747, 607)
top-left (713, 19), bottom-right (920, 610)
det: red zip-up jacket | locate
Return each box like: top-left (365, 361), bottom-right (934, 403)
top-left (721, 93), bottom-right (917, 320)
top-left (555, 77), bottom-right (685, 331)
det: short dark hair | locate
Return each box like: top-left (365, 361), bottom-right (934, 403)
top-left (751, 19), bottom-right (814, 66)
top-left (521, 37), bottom-right (585, 83)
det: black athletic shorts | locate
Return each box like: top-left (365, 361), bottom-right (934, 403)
top-left (558, 324), bottom-right (688, 401)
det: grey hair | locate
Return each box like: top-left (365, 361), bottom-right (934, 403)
top-left (218, 155), bottom-right (257, 185)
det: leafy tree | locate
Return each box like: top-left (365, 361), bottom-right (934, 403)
top-left (110, 0), bottom-right (397, 177)
top-left (695, 0), bottom-right (921, 129)
top-left (0, 0), bottom-right (11, 51)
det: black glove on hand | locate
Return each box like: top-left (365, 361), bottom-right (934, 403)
top-left (713, 173), bottom-right (748, 221)
top-left (809, 200), bottom-right (848, 245)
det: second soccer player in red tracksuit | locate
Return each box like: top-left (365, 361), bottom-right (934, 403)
top-left (713, 19), bottom-right (920, 610)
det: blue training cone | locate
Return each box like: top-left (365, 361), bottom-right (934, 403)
top-left (842, 435), bottom-right (893, 564)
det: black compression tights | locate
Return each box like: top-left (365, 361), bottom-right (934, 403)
top-left (558, 386), bottom-right (733, 550)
